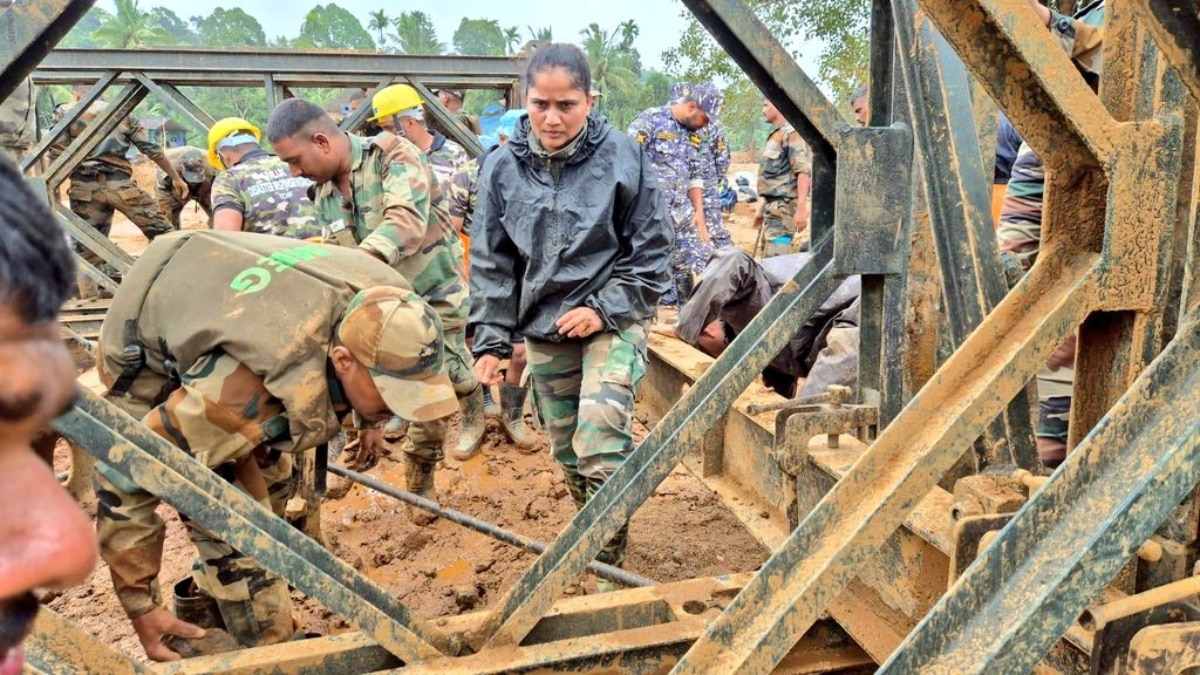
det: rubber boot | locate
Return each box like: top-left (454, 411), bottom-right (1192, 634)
top-left (451, 385), bottom-right (487, 461)
top-left (499, 382), bottom-right (537, 451)
top-left (483, 385), bottom-right (500, 417)
top-left (173, 577), bottom-right (224, 630)
top-left (404, 455), bottom-right (439, 526)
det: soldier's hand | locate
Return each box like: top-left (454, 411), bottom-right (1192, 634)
top-left (172, 179), bottom-right (189, 202)
top-left (693, 212), bottom-right (710, 244)
top-left (792, 210), bottom-right (809, 233)
top-left (753, 204), bottom-right (764, 226)
top-left (557, 307), bottom-right (604, 339)
top-left (132, 606), bottom-right (206, 662)
top-left (347, 428), bottom-right (386, 471)
top-left (475, 355), bottom-right (505, 387)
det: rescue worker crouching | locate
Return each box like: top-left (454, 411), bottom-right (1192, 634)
top-left (94, 230), bottom-right (458, 660)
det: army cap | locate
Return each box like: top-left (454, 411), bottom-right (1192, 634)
top-left (178, 147), bottom-right (208, 183)
top-left (338, 287), bottom-right (458, 423)
top-left (673, 81), bottom-right (722, 118)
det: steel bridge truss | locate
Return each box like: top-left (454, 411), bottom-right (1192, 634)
top-left (7, 0), bottom-right (1200, 671)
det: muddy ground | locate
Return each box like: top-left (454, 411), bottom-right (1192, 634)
top-left (48, 158), bottom-right (776, 663)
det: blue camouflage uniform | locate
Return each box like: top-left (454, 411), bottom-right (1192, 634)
top-left (686, 82), bottom-right (731, 250)
top-left (629, 82), bottom-right (721, 303)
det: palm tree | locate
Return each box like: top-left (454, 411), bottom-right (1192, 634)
top-left (502, 26), bottom-right (521, 55)
top-left (91, 0), bottom-right (174, 48)
top-left (579, 22), bottom-right (640, 98)
top-left (527, 25), bottom-right (553, 43)
top-left (367, 10), bottom-right (390, 50)
top-left (391, 11), bottom-right (445, 55)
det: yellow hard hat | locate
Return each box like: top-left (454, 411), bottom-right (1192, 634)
top-left (369, 84), bottom-right (423, 122)
top-left (207, 117), bottom-right (262, 169)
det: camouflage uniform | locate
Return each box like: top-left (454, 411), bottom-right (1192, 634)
top-left (424, 131), bottom-right (469, 194)
top-left (997, 0), bottom-right (1104, 452)
top-left (448, 156), bottom-right (480, 274)
top-left (698, 121), bottom-right (732, 249)
top-left (54, 100), bottom-right (174, 260)
top-left (155, 146), bottom-right (215, 229)
top-left (629, 106), bottom-right (711, 297)
top-left (0, 76), bottom-right (35, 163)
top-left (525, 321), bottom-right (649, 566)
top-left (210, 149), bottom-right (322, 239)
top-left (310, 132), bottom-right (473, 462)
top-left (758, 122), bottom-right (813, 256)
top-left (94, 231), bottom-right (441, 647)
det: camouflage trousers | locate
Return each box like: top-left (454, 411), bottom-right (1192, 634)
top-left (408, 324), bottom-right (478, 462)
top-left (69, 170), bottom-right (173, 265)
top-left (156, 182), bottom-right (214, 230)
top-left (95, 351), bottom-right (295, 647)
top-left (704, 190), bottom-right (732, 249)
top-left (762, 198), bottom-right (803, 257)
top-left (525, 321), bottom-right (648, 567)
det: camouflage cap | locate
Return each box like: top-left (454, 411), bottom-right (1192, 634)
top-left (178, 147), bottom-right (208, 183)
top-left (436, 88), bottom-right (465, 101)
top-left (338, 287), bottom-right (458, 423)
top-left (674, 81), bottom-right (722, 118)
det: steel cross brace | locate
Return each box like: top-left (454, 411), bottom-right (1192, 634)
top-left (893, 0), bottom-right (1038, 470)
top-left (880, 310), bottom-right (1200, 674)
top-left (404, 77), bottom-right (486, 157)
top-left (0, 0), bottom-right (93, 102)
top-left (339, 78), bottom-right (394, 133)
top-left (1129, 0), bottom-right (1200, 107)
top-left (132, 73), bottom-right (215, 135)
top-left (52, 388), bottom-right (458, 663)
top-left (24, 608), bottom-right (150, 675)
top-left (19, 70), bottom-right (119, 174)
top-left (44, 81), bottom-right (146, 189)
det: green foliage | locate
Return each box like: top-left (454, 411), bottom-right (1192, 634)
top-left (597, 69), bottom-right (671, 132)
top-left (296, 4), bottom-right (374, 50)
top-left (366, 10), bottom-right (389, 50)
top-left (59, 6), bottom-right (111, 48)
top-left (191, 8), bottom-right (266, 48)
top-left (91, 0), bottom-right (175, 48)
top-left (580, 21), bottom-right (641, 101)
top-left (664, 0), bottom-right (869, 108)
top-left (392, 11), bottom-right (446, 55)
top-left (147, 7), bottom-right (195, 44)
top-left (452, 18), bottom-right (508, 57)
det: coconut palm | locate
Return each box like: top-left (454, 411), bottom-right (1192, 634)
top-left (367, 10), bottom-right (390, 50)
top-left (392, 11), bottom-right (445, 55)
top-left (91, 0), bottom-right (174, 48)
top-left (502, 26), bottom-right (521, 55)
top-left (579, 21), bottom-right (640, 98)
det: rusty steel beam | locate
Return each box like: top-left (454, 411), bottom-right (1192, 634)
top-left (24, 608), bottom-right (150, 675)
top-left (404, 77), bottom-right (485, 157)
top-left (19, 70), bottom-right (119, 174)
top-left (53, 388), bottom-right (457, 663)
top-left (1130, 0), bottom-right (1200, 105)
top-left (671, 248), bottom-right (1100, 673)
top-left (32, 46), bottom-right (518, 81)
top-left (893, 0), bottom-right (1038, 470)
top-left (914, 0), bottom-right (1117, 171)
top-left (44, 81), bottom-right (146, 189)
top-left (0, 0), bottom-right (93, 101)
top-left (879, 313), bottom-right (1200, 673)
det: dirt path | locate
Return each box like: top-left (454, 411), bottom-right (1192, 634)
top-left (49, 160), bottom-right (773, 663)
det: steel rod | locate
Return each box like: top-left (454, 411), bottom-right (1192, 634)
top-left (1081, 575), bottom-right (1200, 632)
top-left (328, 464), bottom-right (655, 589)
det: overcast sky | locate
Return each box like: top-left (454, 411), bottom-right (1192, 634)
top-left (94, 0), bottom-right (823, 79)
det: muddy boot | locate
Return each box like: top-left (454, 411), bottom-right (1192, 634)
top-left (382, 416), bottom-right (408, 441)
top-left (173, 577), bottom-right (224, 630)
top-left (451, 386), bottom-right (486, 461)
top-left (404, 455), bottom-right (439, 526)
top-left (483, 385), bottom-right (500, 417)
top-left (499, 383), bottom-right (537, 451)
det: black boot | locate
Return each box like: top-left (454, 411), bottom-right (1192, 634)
top-left (499, 383), bottom-right (537, 450)
top-left (404, 455), bottom-right (439, 525)
top-left (452, 385), bottom-right (487, 461)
